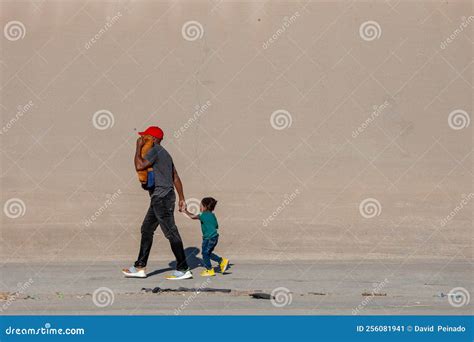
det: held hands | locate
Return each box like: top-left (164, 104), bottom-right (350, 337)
top-left (178, 199), bottom-right (187, 212)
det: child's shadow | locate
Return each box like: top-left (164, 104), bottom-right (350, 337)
top-left (147, 247), bottom-right (202, 277)
top-left (169, 247), bottom-right (202, 270)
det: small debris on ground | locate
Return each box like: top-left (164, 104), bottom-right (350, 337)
top-left (362, 292), bottom-right (387, 297)
top-left (0, 292), bottom-right (12, 301)
top-left (0, 292), bottom-right (35, 301)
top-left (438, 292), bottom-right (463, 299)
top-left (141, 287), bottom-right (232, 294)
top-left (249, 293), bottom-right (273, 300)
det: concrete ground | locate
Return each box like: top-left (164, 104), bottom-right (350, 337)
top-left (1, 260), bottom-right (472, 315)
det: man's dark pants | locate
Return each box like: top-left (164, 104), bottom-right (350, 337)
top-left (134, 191), bottom-right (188, 271)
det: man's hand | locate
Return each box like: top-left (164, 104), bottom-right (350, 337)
top-left (183, 206), bottom-right (199, 220)
top-left (178, 198), bottom-right (186, 212)
top-left (136, 136), bottom-right (144, 149)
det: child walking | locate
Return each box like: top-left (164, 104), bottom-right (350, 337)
top-left (184, 197), bottom-right (229, 276)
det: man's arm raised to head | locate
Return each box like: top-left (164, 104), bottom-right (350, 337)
top-left (173, 166), bottom-right (186, 211)
top-left (134, 137), bottom-right (153, 171)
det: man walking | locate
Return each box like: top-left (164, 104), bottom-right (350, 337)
top-left (122, 126), bottom-right (192, 280)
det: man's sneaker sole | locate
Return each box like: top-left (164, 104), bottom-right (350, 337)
top-left (165, 271), bottom-right (193, 280)
top-left (122, 269), bottom-right (147, 278)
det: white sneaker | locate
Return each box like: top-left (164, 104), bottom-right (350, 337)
top-left (122, 266), bottom-right (147, 278)
top-left (165, 270), bottom-right (193, 280)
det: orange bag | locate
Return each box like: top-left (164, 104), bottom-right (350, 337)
top-left (137, 135), bottom-right (154, 185)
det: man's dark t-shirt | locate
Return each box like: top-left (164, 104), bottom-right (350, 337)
top-left (144, 144), bottom-right (174, 198)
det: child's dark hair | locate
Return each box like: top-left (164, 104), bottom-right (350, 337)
top-left (201, 197), bottom-right (217, 211)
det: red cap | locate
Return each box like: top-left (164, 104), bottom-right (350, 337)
top-left (139, 126), bottom-right (164, 139)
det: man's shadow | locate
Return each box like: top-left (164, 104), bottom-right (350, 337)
top-left (146, 247), bottom-right (202, 277)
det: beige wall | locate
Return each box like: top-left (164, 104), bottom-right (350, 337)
top-left (1, 0), bottom-right (472, 263)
